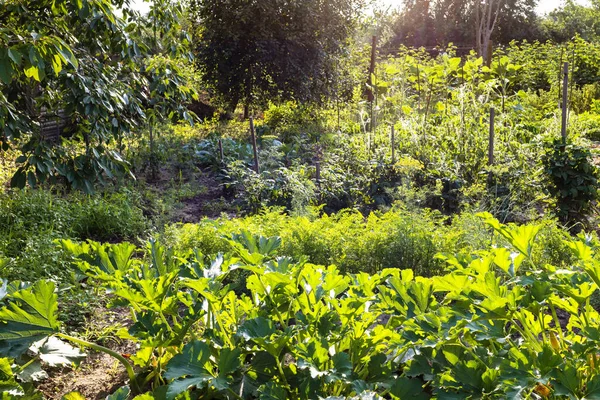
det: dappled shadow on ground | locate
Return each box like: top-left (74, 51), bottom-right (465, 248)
top-left (37, 306), bottom-right (135, 399)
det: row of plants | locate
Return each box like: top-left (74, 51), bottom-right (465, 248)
top-left (0, 180), bottom-right (202, 284)
top-left (3, 214), bottom-right (600, 398)
top-left (0, 187), bottom-right (575, 286)
top-left (164, 39), bottom-right (600, 224)
top-left (193, 124), bottom-right (600, 225)
top-left (161, 207), bottom-right (574, 278)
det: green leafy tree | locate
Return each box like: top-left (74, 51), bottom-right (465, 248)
top-left (541, 0), bottom-right (600, 42)
top-left (189, 0), bottom-right (364, 116)
top-left (1, 0), bottom-right (144, 191)
top-left (130, 0), bottom-right (198, 179)
top-left (0, 0), bottom-right (196, 192)
top-left (385, 0), bottom-right (540, 56)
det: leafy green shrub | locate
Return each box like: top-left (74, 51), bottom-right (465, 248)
top-left (162, 207), bottom-right (451, 276)
top-left (542, 139), bottom-right (599, 225)
top-left (0, 188), bottom-right (150, 282)
top-left (195, 137), bottom-right (254, 171)
top-left (70, 190), bottom-right (149, 242)
top-left (263, 102), bottom-right (327, 142)
top-left (451, 211), bottom-right (576, 268)
top-left (225, 162), bottom-right (317, 213)
top-left (575, 111), bottom-right (600, 141)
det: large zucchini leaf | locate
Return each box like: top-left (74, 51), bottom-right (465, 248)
top-left (0, 281), bottom-right (59, 358)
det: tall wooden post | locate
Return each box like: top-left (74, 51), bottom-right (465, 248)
top-left (485, 40), bottom-right (493, 67)
top-left (218, 138), bottom-right (224, 162)
top-left (368, 35), bottom-right (377, 134)
top-left (249, 116), bottom-right (260, 173)
top-left (316, 161), bottom-right (321, 191)
top-left (391, 124), bottom-right (396, 164)
top-left (561, 62), bottom-right (569, 143)
top-left (488, 108), bottom-right (495, 166)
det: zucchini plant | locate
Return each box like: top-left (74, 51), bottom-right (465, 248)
top-left (3, 215), bottom-right (600, 399)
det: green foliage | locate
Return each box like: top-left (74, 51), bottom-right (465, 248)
top-left (542, 139), bottom-right (599, 225)
top-left (190, 39), bottom-right (597, 219)
top-left (225, 161), bottom-right (317, 214)
top-left (3, 215), bottom-right (600, 398)
top-left (385, 0), bottom-right (539, 52)
top-left (263, 102), bottom-right (330, 143)
top-left (0, 0), bottom-right (196, 193)
top-left (162, 208), bottom-right (574, 278)
top-left (542, 2), bottom-right (600, 43)
top-left (1, 0), bottom-right (143, 191)
top-left (189, 0), bottom-right (362, 111)
top-left (0, 280), bottom-right (59, 357)
top-left (0, 188), bottom-right (150, 282)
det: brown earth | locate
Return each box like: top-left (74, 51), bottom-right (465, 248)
top-left (37, 307), bottom-right (135, 400)
top-left (142, 166), bottom-right (235, 223)
top-left (170, 170), bottom-right (235, 222)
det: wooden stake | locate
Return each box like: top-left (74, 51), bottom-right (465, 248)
top-left (391, 124), bottom-right (396, 164)
top-left (561, 62), bottom-right (569, 143)
top-left (218, 138), bottom-right (224, 162)
top-left (368, 36), bottom-right (377, 133)
top-left (485, 40), bottom-right (493, 67)
top-left (249, 116), bottom-right (260, 173)
top-left (488, 107), bottom-right (495, 166)
top-left (316, 160), bottom-right (321, 191)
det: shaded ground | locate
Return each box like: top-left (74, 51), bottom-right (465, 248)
top-left (590, 141), bottom-right (600, 167)
top-left (172, 172), bottom-right (231, 223)
top-left (37, 307), bottom-right (135, 399)
top-left (170, 169), bottom-right (234, 222)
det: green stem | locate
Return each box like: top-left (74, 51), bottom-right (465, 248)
top-left (539, 308), bottom-right (547, 344)
top-left (286, 270), bottom-right (303, 325)
top-left (582, 302), bottom-right (591, 328)
top-left (206, 302), bottom-right (212, 329)
top-left (227, 388), bottom-right (244, 400)
top-left (512, 321), bottom-right (542, 352)
top-left (276, 355), bottom-right (290, 390)
top-left (16, 357), bottom-right (37, 374)
top-left (549, 300), bottom-right (564, 341)
top-left (458, 334), bottom-right (491, 369)
top-left (159, 312), bottom-right (174, 335)
top-left (57, 333), bottom-right (140, 393)
top-left (255, 273), bottom-right (287, 328)
top-left (210, 302), bottom-right (234, 348)
top-left (175, 318), bottom-right (197, 344)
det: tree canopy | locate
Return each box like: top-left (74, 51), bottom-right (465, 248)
top-left (0, 0), bottom-right (195, 191)
top-left (189, 0), bottom-right (364, 114)
top-left (384, 0), bottom-right (539, 55)
top-left (542, 0), bottom-right (600, 43)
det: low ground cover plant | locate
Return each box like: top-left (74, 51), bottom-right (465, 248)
top-left (0, 188), bottom-right (150, 283)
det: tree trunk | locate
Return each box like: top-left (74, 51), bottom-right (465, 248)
top-left (476, 0), bottom-right (503, 62)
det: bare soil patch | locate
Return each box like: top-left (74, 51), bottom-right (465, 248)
top-left (37, 307), bottom-right (135, 399)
